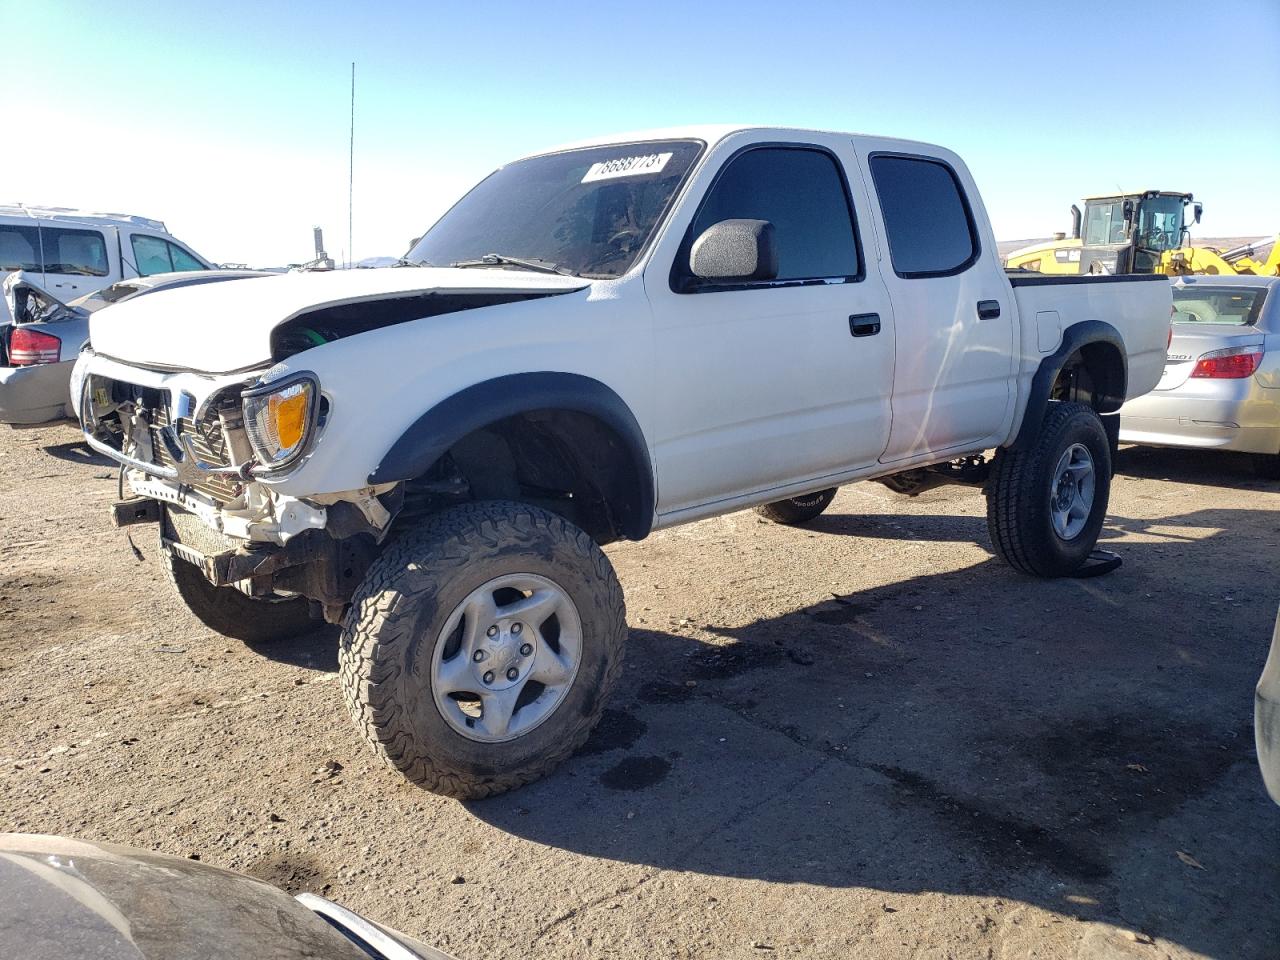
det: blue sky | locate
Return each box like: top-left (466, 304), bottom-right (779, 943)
top-left (6, 0), bottom-right (1278, 266)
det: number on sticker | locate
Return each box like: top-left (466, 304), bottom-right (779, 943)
top-left (582, 152), bottom-right (673, 183)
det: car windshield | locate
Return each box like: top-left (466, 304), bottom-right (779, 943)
top-left (405, 140), bottom-right (704, 279)
top-left (1137, 195), bottom-right (1186, 251)
top-left (1172, 285), bottom-right (1268, 325)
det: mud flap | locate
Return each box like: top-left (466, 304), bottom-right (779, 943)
top-left (1071, 549), bottom-right (1122, 578)
top-left (1100, 413), bottom-right (1120, 475)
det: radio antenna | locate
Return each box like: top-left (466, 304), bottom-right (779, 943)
top-left (347, 61), bottom-right (355, 269)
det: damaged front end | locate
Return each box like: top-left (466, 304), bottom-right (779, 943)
top-left (79, 355), bottom-right (398, 622)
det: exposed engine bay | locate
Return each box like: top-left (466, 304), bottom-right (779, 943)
top-left (80, 364), bottom-right (401, 623)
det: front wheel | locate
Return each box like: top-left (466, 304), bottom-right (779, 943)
top-left (339, 501), bottom-right (626, 799)
top-left (986, 401), bottom-right (1111, 577)
top-left (755, 487), bottom-right (837, 525)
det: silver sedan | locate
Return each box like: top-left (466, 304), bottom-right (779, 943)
top-left (1119, 275), bottom-right (1280, 478)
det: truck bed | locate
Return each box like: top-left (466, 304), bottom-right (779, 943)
top-left (1008, 270), bottom-right (1170, 412)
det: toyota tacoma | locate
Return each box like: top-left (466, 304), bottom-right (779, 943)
top-left (74, 126), bottom-right (1172, 797)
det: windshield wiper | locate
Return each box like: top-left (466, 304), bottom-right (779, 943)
top-left (392, 257), bottom-right (433, 267)
top-left (450, 253), bottom-right (573, 276)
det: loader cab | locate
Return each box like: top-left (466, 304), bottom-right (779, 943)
top-left (1077, 191), bottom-right (1195, 274)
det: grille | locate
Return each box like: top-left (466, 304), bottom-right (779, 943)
top-left (147, 400), bottom-right (242, 504)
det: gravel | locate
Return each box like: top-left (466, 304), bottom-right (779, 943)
top-left (2, 421), bottom-right (1278, 959)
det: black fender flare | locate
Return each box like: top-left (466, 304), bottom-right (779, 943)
top-left (367, 372), bottom-right (655, 539)
top-left (1013, 320), bottom-right (1127, 449)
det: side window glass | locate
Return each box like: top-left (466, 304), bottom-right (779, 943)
top-left (168, 244), bottom-right (204, 272)
top-left (0, 225), bottom-right (41, 272)
top-left (689, 147), bottom-right (860, 283)
top-left (1084, 202), bottom-right (1124, 246)
top-left (41, 227), bottom-right (109, 277)
top-left (869, 155), bottom-right (978, 278)
top-left (132, 235), bottom-right (173, 276)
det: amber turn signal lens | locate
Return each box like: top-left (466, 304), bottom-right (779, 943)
top-left (271, 390), bottom-right (309, 450)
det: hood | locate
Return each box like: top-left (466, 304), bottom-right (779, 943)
top-left (0, 834), bottom-right (374, 960)
top-left (89, 267), bottom-right (591, 374)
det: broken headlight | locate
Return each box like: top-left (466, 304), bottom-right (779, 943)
top-left (242, 373), bottom-right (319, 471)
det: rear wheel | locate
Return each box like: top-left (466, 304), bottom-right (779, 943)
top-left (986, 402), bottom-right (1111, 577)
top-left (339, 500), bottom-right (626, 798)
top-left (755, 488), bottom-right (837, 525)
top-left (159, 507), bottom-right (314, 644)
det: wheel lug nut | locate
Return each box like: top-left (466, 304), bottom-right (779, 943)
top-left (506, 667), bottom-right (519, 681)
top-left (486, 625), bottom-right (498, 638)
top-left (519, 643), bottom-right (533, 656)
top-left (511, 622), bottom-right (523, 635)
top-left (473, 650), bottom-right (486, 662)
top-left (482, 671), bottom-right (495, 684)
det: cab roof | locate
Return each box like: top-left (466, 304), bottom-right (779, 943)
top-left (537, 124), bottom-right (950, 159)
top-left (1081, 191), bottom-right (1193, 202)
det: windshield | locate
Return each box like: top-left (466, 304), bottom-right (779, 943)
top-left (405, 140), bottom-right (703, 279)
top-left (1137, 195), bottom-right (1186, 251)
top-left (1172, 286), bottom-right (1267, 325)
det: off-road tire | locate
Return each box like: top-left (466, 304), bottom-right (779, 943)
top-left (986, 401), bottom-right (1111, 577)
top-left (160, 541), bottom-right (314, 645)
top-left (755, 487), bottom-right (838, 525)
top-left (339, 500), bottom-right (627, 799)
top-left (1253, 453), bottom-right (1280, 481)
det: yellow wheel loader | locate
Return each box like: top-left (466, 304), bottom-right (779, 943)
top-left (1005, 190), bottom-right (1202, 275)
top-left (1005, 191), bottom-right (1279, 277)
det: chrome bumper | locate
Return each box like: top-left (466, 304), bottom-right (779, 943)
top-left (82, 426), bottom-right (248, 485)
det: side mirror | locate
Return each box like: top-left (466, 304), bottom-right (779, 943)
top-left (1193, 203), bottom-right (1203, 224)
top-left (689, 219), bottom-right (778, 283)
top-left (1122, 200), bottom-right (1135, 220)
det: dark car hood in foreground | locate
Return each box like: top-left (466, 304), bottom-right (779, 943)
top-left (0, 834), bottom-right (440, 960)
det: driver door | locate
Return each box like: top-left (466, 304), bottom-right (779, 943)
top-left (644, 136), bottom-right (896, 518)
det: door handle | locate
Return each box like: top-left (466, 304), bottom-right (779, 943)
top-left (849, 313), bottom-right (881, 337)
top-left (977, 300), bottom-right (1001, 320)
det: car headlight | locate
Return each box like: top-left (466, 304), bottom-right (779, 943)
top-left (242, 373), bottom-right (319, 471)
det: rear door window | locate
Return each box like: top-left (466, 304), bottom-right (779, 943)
top-left (869, 155), bottom-right (978, 278)
top-left (168, 244), bottom-right (205, 271)
top-left (40, 227), bottom-right (109, 277)
top-left (0, 224), bottom-right (41, 273)
top-left (132, 235), bottom-right (174, 276)
top-left (687, 146), bottom-right (861, 284)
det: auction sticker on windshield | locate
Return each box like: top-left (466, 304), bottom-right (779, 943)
top-left (582, 152), bottom-right (673, 183)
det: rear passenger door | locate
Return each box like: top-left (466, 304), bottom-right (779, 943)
top-left (39, 225), bottom-right (112, 299)
top-left (646, 136), bottom-right (896, 516)
top-left (856, 144), bottom-right (1016, 461)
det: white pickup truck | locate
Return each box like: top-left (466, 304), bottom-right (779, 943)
top-left (74, 126), bottom-right (1171, 797)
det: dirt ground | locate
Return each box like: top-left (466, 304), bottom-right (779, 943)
top-left (1, 421), bottom-right (1277, 960)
